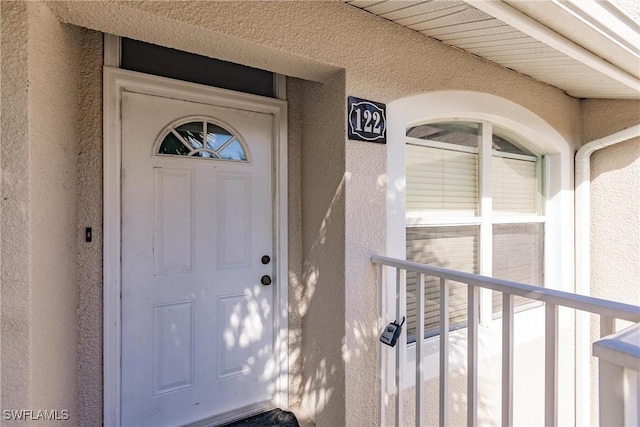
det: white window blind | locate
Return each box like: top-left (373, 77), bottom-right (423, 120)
top-left (492, 223), bottom-right (544, 317)
top-left (406, 226), bottom-right (478, 340)
top-left (406, 144), bottom-right (478, 216)
top-left (492, 155), bottom-right (537, 215)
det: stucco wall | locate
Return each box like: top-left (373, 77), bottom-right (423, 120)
top-left (75, 29), bottom-right (103, 427)
top-left (16, 1), bottom-right (585, 426)
top-left (1, 0), bottom-right (31, 416)
top-left (28, 4), bottom-right (82, 422)
top-left (1, 1), bottom-right (87, 424)
top-left (582, 98), bottom-right (640, 425)
top-left (297, 72), bottom-right (348, 427)
top-left (286, 77), bottom-right (305, 409)
top-left (583, 99), bottom-right (640, 307)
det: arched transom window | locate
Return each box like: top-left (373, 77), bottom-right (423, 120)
top-left (156, 118), bottom-right (249, 162)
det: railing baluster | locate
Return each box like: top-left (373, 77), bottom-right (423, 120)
top-left (439, 277), bottom-right (449, 427)
top-left (396, 268), bottom-right (406, 427)
top-left (378, 263), bottom-right (386, 427)
top-left (416, 273), bottom-right (425, 427)
top-left (467, 285), bottom-right (478, 427)
top-left (545, 303), bottom-right (558, 426)
top-left (502, 293), bottom-right (514, 427)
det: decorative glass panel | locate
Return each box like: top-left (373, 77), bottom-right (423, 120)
top-left (175, 122), bottom-right (205, 150)
top-left (206, 123), bottom-right (234, 151)
top-left (156, 119), bottom-right (249, 162)
top-left (159, 132), bottom-right (190, 156)
top-left (219, 140), bottom-right (248, 161)
top-left (193, 150), bottom-right (216, 158)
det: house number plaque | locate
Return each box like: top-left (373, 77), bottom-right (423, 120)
top-left (347, 96), bottom-right (386, 144)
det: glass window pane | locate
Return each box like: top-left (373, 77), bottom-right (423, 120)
top-left (492, 156), bottom-right (538, 215)
top-left (493, 125), bottom-right (536, 156)
top-left (219, 139), bottom-right (248, 161)
top-left (156, 119), bottom-right (249, 163)
top-left (406, 144), bottom-right (479, 216)
top-left (175, 122), bottom-right (205, 150)
top-left (407, 121), bottom-right (481, 149)
top-left (159, 133), bottom-right (190, 156)
top-left (191, 150), bottom-right (215, 158)
top-left (206, 123), bottom-right (233, 151)
top-left (492, 223), bottom-right (544, 317)
top-left (406, 226), bottom-right (479, 341)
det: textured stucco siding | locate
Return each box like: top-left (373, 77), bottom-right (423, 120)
top-left (75, 30), bottom-right (104, 427)
top-left (1, 1), bottom-right (589, 426)
top-left (286, 77), bottom-right (304, 409)
top-left (583, 99), bottom-right (640, 309)
top-left (582, 98), bottom-right (640, 425)
top-left (1, 1), bottom-right (90, 424)
top-left (28, 4), bottom-right (82, 422)
top-left (1, 0), bottom-right (32, 416)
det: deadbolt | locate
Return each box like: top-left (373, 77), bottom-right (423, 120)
top-left (261, 275), bottom-right (272, 286)
top-left (261, 255), bottom-right (271, 265)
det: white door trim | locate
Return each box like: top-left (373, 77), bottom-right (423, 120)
top-left (103, 67), bottom-right (288, 426)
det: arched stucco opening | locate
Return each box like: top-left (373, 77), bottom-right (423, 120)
top-left (381, 90), bottom-right (577, 426)
top-left (386, 90), bottom-right (574, 292)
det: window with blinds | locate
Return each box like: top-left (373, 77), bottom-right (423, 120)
top-left (406, 120), bottom-right (544, 342)
top-left (406, 227), bottom-right (478, 340)
top-left (492, 223), bottom-right (544, 317)
top-left (406, 145), bottom-right (478, 216)
top-left (492, 155), bottom-right (537, 215)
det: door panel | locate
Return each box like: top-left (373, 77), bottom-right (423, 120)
top-left (120, 91), bottom-right (274, 426)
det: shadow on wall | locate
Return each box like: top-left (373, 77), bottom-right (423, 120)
top-left (297, 172), bottom-right (350, 419)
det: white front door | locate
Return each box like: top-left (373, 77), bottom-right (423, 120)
top-left (120, 90), bottom-right (275, 426)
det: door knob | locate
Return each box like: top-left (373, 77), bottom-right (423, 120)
top-left (261, 275), bottom-right (272, 286)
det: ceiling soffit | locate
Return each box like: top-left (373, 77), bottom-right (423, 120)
top-left (346, 0), bottom-right (640, 99)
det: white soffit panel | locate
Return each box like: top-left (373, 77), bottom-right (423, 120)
top-left (345, 0), bottom-right (640, 99)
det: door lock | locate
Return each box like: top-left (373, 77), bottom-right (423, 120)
top-left (379, 317), bottom-right (405, 347)
top-left (261, 275), bottom-right (272, 286)
top-left (261, 255), bottom-right (271, 265)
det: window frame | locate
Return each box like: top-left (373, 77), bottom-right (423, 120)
top-left (384, 91), bottom-right (574, 392)
top-left (405, 120), bottom-right (546, 338)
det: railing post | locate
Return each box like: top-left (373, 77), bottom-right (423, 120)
top-left (545, 303), bottom-right (558, 427)
top-left (467, 285), bottom-right (478, 427)
top-left (395, 268), bottom-right (406, 427)
top-left (594, 323), bottom-right (640, 427)
top-left (416, 274), bottom-right (425, 427)
top-left (601, 316), bottom-right (615, 338)
top-left (598, 315), bottom-right (624, 426)
top-left (439, 278), bottom-right (449, 427)
top-left (502, 293), bottom-right (514, 427)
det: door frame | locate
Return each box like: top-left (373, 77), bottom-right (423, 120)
top-left (103, 67), bottom-right (289, 426)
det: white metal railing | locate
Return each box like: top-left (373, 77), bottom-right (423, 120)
top-left (372, 255), bottom-right (640, 427)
